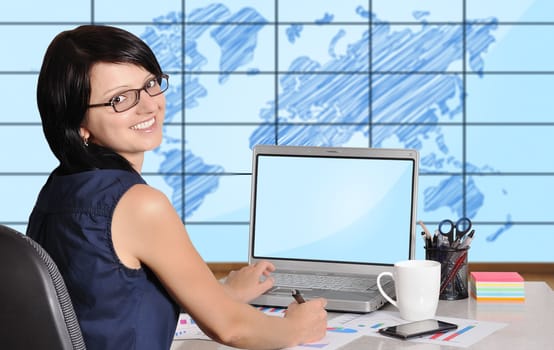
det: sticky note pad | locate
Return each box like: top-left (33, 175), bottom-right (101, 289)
top-left (470, 272), bottom-right (524, 283)
top-left (470, 272), bottom-right (525, 303)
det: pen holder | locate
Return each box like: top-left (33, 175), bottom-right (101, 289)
top-left (425, 246), bottom-right (469, 300)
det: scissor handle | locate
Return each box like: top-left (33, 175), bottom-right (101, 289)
top-left (455, 217), bottom-right (472, 235)
top-left (438, 219), bottom-right (454, 236)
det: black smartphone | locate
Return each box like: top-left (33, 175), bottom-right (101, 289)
top-left (378, 319), bottom-right (457, 340)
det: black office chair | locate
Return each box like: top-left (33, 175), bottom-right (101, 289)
top-left (0, 224), bottom-right (86, 349)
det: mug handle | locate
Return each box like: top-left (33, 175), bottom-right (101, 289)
top-left (377, 272), bottom-right (397, 307)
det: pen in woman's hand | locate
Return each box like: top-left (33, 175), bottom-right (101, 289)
top-left (292, 289), bottom-right (306, 304)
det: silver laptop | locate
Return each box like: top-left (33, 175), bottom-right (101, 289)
top-left (248, 145), bottom-right (418, 313)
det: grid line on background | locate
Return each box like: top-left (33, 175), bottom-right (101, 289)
top-left (1, 1), bottom-right (553, 261)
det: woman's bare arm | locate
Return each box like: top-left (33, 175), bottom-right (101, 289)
top-left (112, 184), bottom-right (327, 349)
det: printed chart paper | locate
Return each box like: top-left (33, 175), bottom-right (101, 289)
top-left (174, 307), bottom-right (287, 340)
top-left (329, 311), bottom-right (507, 348)
top-left (175, 308), bottom-right (506, 349)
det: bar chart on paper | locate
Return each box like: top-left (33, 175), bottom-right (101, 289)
top-left (175, 307), bottom-right (287, 340)
top-left (329, 311), bottom-right (507, 348)
top-left (428, 324), bottom-right (476, 342)
top-left (174, 308), bottom-right (506, 348)
top-left (328, 313), bottom-right (403, 333)
top-left (174, 313), bottom-right (210, 340)
top-left (175, 307), bottom-right (361, 350)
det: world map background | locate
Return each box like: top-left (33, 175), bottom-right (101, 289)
top-left (1, 1), bottom-right (554, 262)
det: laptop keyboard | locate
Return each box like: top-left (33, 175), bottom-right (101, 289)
top-left (271, 272), bottom-right (377, 292)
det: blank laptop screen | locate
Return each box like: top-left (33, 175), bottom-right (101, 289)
top-left (252, 154), bottom-right (415, 265)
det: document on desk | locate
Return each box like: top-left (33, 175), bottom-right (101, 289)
top-left (328, 311), bottom-right (508, 348)
top-left (174, 307), bottom-right (361, 350)
top-left (174, 313), bottom-right (210, 340)
top-left (175, 308), bottom-right (506, 349)
top-left (174, 308), bottom-right (290, 341)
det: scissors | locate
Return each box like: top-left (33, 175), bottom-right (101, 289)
top-left (438, 217), bottom-right (472, 247)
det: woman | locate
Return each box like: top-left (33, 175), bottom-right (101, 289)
top-left (27, 25), bottom-right (327, 350)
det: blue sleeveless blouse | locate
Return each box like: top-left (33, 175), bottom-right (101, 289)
top-left (27, 169), bottom-right (179, 350)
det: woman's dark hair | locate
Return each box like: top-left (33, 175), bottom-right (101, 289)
top-left (37, 25), bottom-right (163, 174)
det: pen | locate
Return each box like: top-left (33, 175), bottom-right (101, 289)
top-left (418, 220), bottom-right (432, 240)
top-left (440, 250), bottom-right (467, 294)
top-left (442, 230), bottom-right (475, 296)
top-left (437, 233), bottom-right (450, 249)
top-left (451, 231), bottom-right (464, 248)
top-left (459, 230), bottom-right (475, 249)
top-left (292, 289), bottom-right (305, 304)
top-left (421, 231), bottom-right (428, 247)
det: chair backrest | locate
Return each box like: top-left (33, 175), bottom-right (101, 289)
top-left (0, 224), bottom-right (86, 349)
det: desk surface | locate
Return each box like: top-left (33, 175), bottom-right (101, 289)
top-left (170, 282), bottom-right (554, 350)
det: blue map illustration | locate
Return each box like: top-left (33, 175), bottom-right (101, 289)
top-left (139, 4), bottom-right (514, 260)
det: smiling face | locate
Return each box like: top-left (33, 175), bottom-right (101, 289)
top-left (81, 62), bottom-right (166, 172)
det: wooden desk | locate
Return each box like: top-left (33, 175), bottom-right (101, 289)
top-left (171, 282), bottom-right (553, 349)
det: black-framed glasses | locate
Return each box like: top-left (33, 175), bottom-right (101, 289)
top-left (88, 74), bottom-right (169, 113)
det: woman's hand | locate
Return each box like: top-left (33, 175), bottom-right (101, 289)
top-left (285, 298), bottom-right (328, 345)
top-left (222, 260), bottom-right (275, 303)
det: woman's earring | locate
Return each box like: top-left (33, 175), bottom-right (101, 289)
top-left (83, 137), bottom-right (89, 147)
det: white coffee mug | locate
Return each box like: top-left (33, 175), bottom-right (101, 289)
top-left (377, 260), bottom-right (441, 321)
